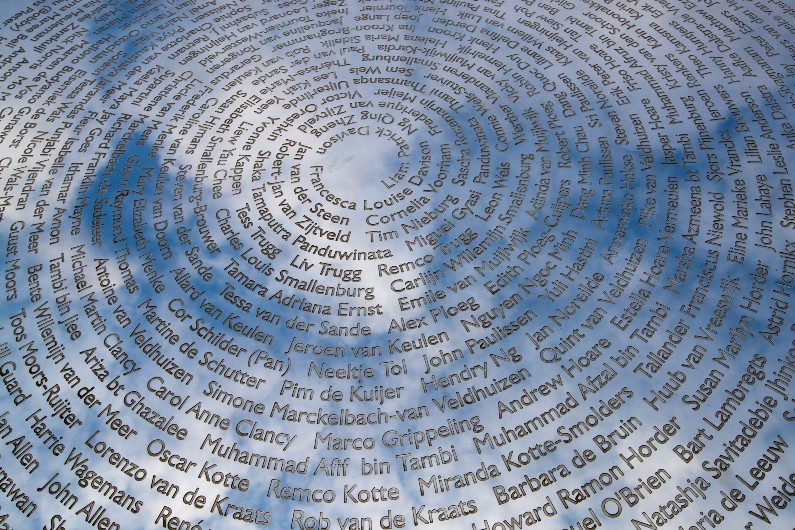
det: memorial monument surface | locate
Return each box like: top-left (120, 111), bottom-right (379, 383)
top-left (0, 0), bottom-right (794, 528)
